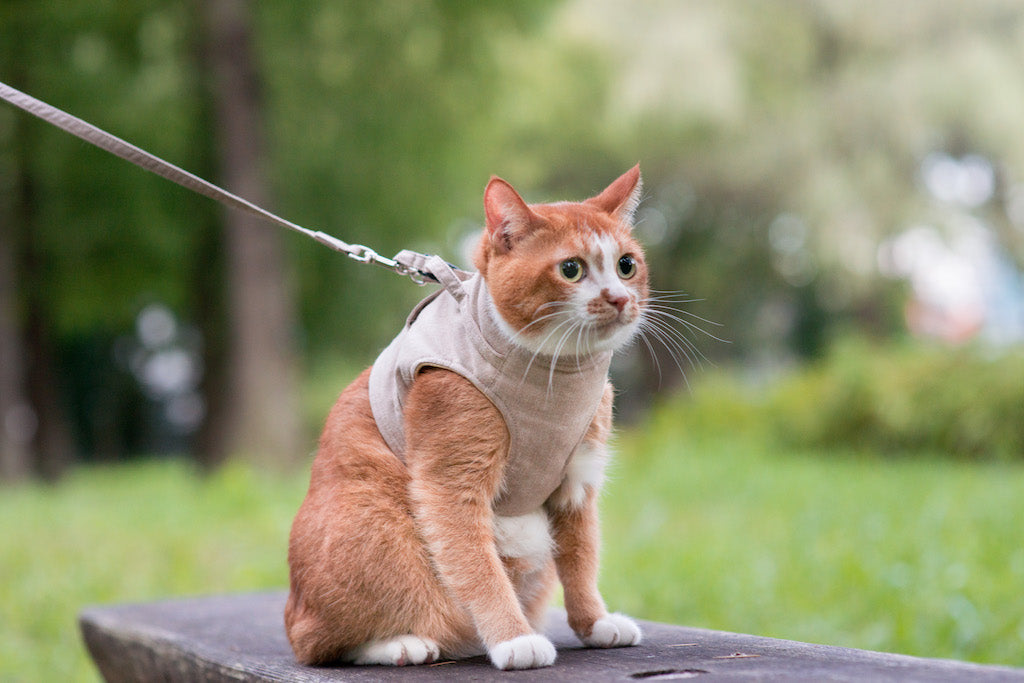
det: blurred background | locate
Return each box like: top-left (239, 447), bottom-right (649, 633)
top-left (2, 0), bottom-right (1023, 679)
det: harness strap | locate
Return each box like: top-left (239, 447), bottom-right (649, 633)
top-left (0, 80), bottom-right (453, 285)
top-left (420, 254), bottom-right (472, 302)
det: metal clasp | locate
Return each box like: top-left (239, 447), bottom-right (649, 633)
top-left (392, 263), bottom-right (428, 285)
top-left (347, 244), bottom-right (430, 285)
top-left (345, 244), bottom-right (385, 265)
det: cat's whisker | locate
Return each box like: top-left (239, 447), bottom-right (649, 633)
top-left (636, 318), bottom-right (694, 391)
top-left (507, 303), bottom-right (575, 351)
top-left (556, 320), bottom-right (593, 391)
top-left (657, 319), bottom-right (709, 369)
top-left (642, 296), bottom-right (714, 314)
top-left (639, 317), bottom-right (698, 370)
top-left (510, 311), bottom-right (573, 370)
top-left (512, 307), bottom-right (572, 340)
top-left (569, 319), bottom-right (594, 366)
top-left (519, 315), bottom-right (577, 386)
top-left (640, 290), bottom-right (728, 346)
top-left (643, 304), bottom-right (727, 338)
top-left (636, 325), bottom-right (664, 385)
top-left (572, 324), bottom-right (586, 372)
top-left (642, 291), bottom-right (723, 324)
top-left (547, 320), bottom-right (585, 395)
top-left (575, 323), bottom-right (596, 372)
top-left (645, 310), bottom-right (711, 366)
top-left (631, 287), bottom-right (727, 390)
top-left (643, 295), bottom-right (704, 306)
top-left (534, 300), bottom-right (572, 314)
top-left (646, 288), bottom-right (701, 298)
top-left (647, 315), bottom-right (729, 352)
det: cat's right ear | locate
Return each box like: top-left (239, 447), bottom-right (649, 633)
top-left (484, 177), bottom-right (541, 253)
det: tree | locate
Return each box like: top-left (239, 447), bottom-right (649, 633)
top-left (194, 0), bottom-right (303, 468)
top-left (0, 3), bottom-right (77, 481)
top-left (0, 129), bottom-right (31, 481)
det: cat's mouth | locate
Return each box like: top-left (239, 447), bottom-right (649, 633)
top-left (590, 307), bottom-right (639, 331)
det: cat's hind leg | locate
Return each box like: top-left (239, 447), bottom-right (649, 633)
top-left (347, 635), bottom-right (441, 666)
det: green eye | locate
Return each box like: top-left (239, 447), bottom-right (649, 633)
top-left (559, 258), bottom-right (584, 282)
top-left (618, 254), bottom-right (637, 279)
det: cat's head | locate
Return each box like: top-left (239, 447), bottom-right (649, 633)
top-left (473, 165), bottom-right (648, 357)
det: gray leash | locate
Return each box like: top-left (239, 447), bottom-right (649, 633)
top-left (0, 80), bottom-right (441, 285)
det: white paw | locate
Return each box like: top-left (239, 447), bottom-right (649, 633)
top-left (488, 633), bottom-right (557, 670)
top-left (581, 613), bottom-right (643, 648)
top-left (349, 635), bottom-right (440, 666)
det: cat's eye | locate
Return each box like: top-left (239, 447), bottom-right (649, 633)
top-left (559, 258), bottom-right (584, 282)
top-left (617, 254), bottom-right (637, 279)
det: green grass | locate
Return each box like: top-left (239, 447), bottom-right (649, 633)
top-left (600, 394), bottom-right (1024, 668)
top-left (0, 460), bottom-right (308, 682)
top-left (2, 388), bottom-right (1023, 680)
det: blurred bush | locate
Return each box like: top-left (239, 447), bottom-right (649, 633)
top-left (767, 341), bottom-right (1024, 461)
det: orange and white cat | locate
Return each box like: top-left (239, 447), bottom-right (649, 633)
top-left (286, 166), bottom-right (648, 670)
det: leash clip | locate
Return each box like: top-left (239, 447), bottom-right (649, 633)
top-left (345, 244), bottom-right (384, 265)
top-left (347, 244), bottom-right (429, 286)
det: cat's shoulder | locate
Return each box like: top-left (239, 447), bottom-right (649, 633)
top-left (404, 368), bottom-right (505, 438)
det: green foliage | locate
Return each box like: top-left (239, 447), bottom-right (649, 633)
top-left (767, 341), bottom-right (1024, 460)
top-left (6, 0), bottom-right (1024, 356)
top-left (2, 0), bottom-right (210, 335)
top-left (256, 0), bottom-right (576, 353)
top-left (5, 1), bottom-right (1024, 472)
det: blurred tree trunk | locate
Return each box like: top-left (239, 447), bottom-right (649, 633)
top-left (0, 0), bottom-right (29, 482)
top-left (0, 159), bottom-right (31, 482)
top-left (191, 207), bottom-right (232, 468)
top-left (3, 110), bottom-right (75, 481)
top-left (23, 290), bottom-right (76, 481)
top-left (194, 0), bottom-right (303, 469)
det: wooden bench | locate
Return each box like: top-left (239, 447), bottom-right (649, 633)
top-left (80, 592), bottom-right (1024, 681)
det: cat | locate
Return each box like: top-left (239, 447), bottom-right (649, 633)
top-left (285, 165), bottom-right (648, 670)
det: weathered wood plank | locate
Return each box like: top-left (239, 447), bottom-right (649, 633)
top-left (80, 592), bottom-right (1024, 682)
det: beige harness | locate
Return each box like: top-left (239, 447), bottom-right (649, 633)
top-left (368, 256), bottom-right (612, 516)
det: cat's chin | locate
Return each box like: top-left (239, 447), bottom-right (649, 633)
top-left (586, 322), bottom-right (640, 355)
top-left (508, 320), bottom-right (639, 358)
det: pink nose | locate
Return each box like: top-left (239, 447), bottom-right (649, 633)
top-left (604, 291), bottom-right (629, 312)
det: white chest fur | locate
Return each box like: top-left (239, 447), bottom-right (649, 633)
top-left (492, 509), bottom-right (552, 567)
top-left (548, 441), bottom-right (608, 511)
top-left (492, 440), bottom-right (609, 567)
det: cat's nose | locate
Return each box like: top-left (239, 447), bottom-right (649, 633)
top-left (603, 290), bottom-right (629, 312)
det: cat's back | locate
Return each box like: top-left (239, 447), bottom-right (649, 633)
top-left (287, 367), bottom-right (480, 663)
top-left (289, 368), bottom-right (417, 598)
top-left (304, 368), bottom-right (408, 503)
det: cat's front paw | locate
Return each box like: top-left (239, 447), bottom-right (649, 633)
top-left (581, 613), bottom-right (643, 648)
top-left (488, 633), bottom-right (557, 670)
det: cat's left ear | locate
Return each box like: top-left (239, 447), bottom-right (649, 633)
top-left (586, 164), bottom-right (643, 226)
